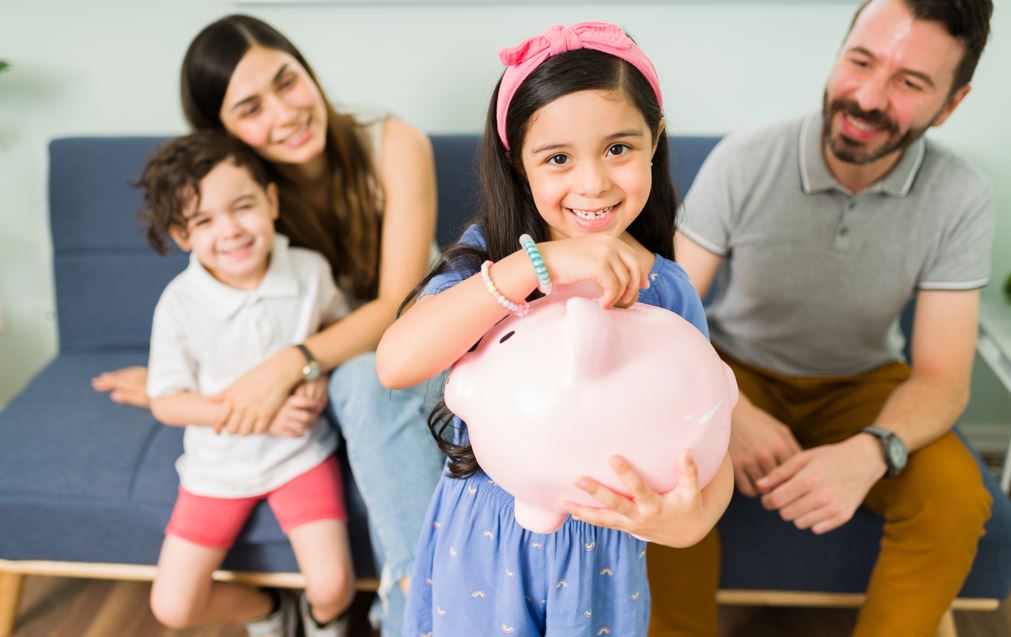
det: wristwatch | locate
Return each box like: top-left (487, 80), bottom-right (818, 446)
top-left (860, 426), bottom-right (908, 477)
top-left (295, 343), bottom-right (322, 382)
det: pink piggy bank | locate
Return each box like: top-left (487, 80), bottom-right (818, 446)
top-left (445, 285), bottom-right (737, 534)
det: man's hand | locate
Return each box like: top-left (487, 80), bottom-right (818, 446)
top-left (729, 400), bottom-right (803, 496)
top-left (755, 433), bottom-right (886, 534)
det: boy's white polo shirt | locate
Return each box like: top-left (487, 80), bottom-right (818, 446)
top-left (147, 234), bottom-right (349, 498)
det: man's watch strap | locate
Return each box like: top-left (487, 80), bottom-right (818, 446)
top-left (860, 426), bottom-right (908, 477)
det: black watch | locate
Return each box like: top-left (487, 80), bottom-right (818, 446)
top-left (295, 343), bottom-right (322, 382)
top-left (860, 426), bottom-right (908, 477)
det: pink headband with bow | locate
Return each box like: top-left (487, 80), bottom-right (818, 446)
top-left (496, 21), bottom-right (664, 151)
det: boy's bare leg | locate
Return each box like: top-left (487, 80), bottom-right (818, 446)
top-left (150, 535), bottom-right (272, 628)
top-left (289, 519), bottom-right (355, 624)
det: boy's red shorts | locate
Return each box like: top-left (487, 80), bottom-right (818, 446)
top-left (166, 454), bottom-right (347, 549)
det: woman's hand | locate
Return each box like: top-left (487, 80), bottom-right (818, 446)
top-left (538, 234), bottom-right (652, 308)
top-left (214, 347), bottom-right (303, 436)
top-left (91, 366), bottom-right (151, 408)
top-left (562, 452), bottom-right (733, 548)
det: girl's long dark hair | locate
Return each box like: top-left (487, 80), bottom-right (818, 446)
top-left (405, 48), bottom-right (680, 478)
top-left (180, 15), bottom-right (383, 300)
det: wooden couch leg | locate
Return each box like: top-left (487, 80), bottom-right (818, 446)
top-left (935, 608), bottom-right (957, 637)
top-left (0, 571), bottom-right (24, 637)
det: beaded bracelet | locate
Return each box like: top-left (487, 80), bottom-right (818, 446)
top-left (480, 260), bottom-right (529, 317)
top-left (519, 233), bottom-right (552, 295)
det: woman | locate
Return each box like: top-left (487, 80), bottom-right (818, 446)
top-left (93, 15), bottom-right (444, 636)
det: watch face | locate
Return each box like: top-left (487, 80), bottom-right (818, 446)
top-left (886, 437), bottom-right (908, 473)
top-left (303, 361), bottom-right (322, 381)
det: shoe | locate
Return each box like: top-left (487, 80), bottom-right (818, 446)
top-left (245, 590), bottom-right (298, 637)
top-left (299, 592), bottom-right (350, 637)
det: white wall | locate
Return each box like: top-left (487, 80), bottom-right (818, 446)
top-left (1, 1), bottom-right (1009, 405)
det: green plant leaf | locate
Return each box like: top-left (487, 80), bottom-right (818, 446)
top-left (1004, 272), bottom-right (1011, 304)
top-left (0, 60), bottom-right (9, 74)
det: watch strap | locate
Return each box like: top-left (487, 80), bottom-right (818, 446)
top-left (295, 343), bottom-right (321, 382)
top-left (861, 425), bottom-right (892, 441)
top-left (295, 343), bottom-right (317, 365)
top-left (859, 426), bottom-right (904, 477)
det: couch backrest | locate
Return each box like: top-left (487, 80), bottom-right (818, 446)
top-left (48, 135), bottom-right (721, 353)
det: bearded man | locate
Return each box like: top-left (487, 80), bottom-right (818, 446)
top-left (650, 1), bottom-right (997, 636)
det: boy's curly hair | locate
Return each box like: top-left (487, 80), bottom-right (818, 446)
top-left (138, 132), bottom-right (270, 255)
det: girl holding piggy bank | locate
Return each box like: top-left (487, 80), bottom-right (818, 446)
top-left (377, 21), bottom-right (733, 637)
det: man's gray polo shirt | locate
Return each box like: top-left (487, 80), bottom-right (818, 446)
top-left (680, 112), bottom-right (995, 377)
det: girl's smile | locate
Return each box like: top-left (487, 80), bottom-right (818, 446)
top-left (569, 202), bottom-right (621, 231)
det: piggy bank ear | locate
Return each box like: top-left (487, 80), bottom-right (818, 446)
top-left (565, 296), bottom-right (617, 379)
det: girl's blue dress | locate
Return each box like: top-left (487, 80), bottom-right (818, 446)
top-left (404, 226), bottom-right (709, 637)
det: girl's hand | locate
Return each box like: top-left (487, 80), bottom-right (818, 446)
top-left (562, 451), bottom-right (732, 548)
top-left (538, 234), bottom-right (651, 308)
top-left (266, 377), bottom-right (329, 438)
top-left (91, 366), bottom-right (151, 408)
top-left (213, 347), bottom-right (303, 436)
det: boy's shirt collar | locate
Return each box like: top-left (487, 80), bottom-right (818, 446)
top-left (186, 234), bottom-right (300, 319)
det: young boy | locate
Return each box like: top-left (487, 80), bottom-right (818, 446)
top-left (140, 132), bottom-right (353, 637)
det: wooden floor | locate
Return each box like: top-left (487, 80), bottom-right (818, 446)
top-left (8, 575), bottom-right (1011, 637)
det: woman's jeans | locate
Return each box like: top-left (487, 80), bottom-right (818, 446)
top-left (328, 352), bottom-right (445, 637)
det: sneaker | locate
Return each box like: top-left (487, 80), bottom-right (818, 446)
top-left (299, 592), bottom-right (350, 637)
top-left (245, 590), bottom-right (298, 637)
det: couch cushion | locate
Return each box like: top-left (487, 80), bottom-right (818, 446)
top-left (0, 351), bottom-right (376, 576)
top-left (54, 253), bottom-right (187, 354)
top-left (49, 138), bottom-right (183, 353)
top-left (431, 135), bottom-right (480, 247)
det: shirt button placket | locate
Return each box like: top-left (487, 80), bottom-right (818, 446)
top-left (834, 199), bottom-right (855, 251)
top-left (255, 303), bottom-right (272, 356)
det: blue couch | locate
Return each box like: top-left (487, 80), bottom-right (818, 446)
top-left (1, 135), bottom-right (1009, 634)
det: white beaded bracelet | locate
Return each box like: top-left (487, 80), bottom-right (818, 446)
top-left (480, 260), bottom-right (529, 317)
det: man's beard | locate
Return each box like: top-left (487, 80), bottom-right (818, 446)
top-left (821, 95), bottom-right (927, 165)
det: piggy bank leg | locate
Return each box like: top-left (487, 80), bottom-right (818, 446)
top-left (513, 500), bottom-right (567, 534)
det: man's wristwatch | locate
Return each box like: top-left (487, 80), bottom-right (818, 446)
top-left (860, 426), bottom-right (908, 477)
top-left (295, 343), bottom-right (322, 382)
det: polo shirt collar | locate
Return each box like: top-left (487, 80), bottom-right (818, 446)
top-left (799, 111), bottom-right (926, 197)
top-left (184, 234), bottom-right (300, 319)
